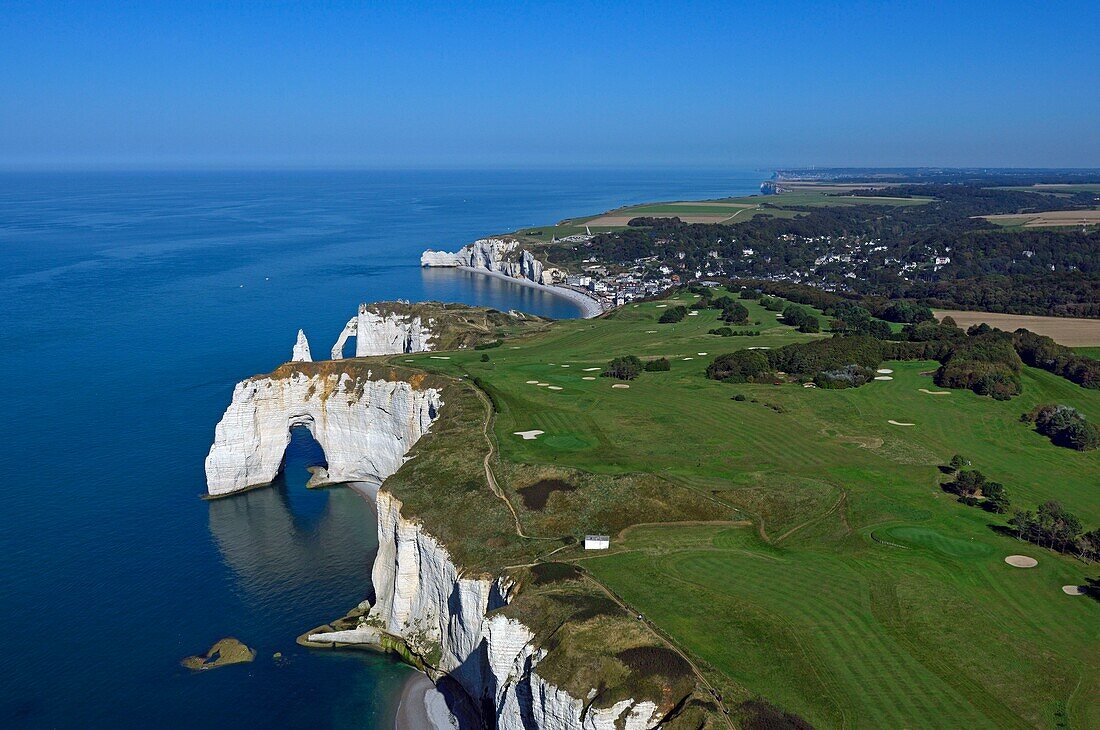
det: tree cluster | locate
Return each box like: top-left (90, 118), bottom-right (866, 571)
top-left (1008, 501), bottom-right (1099, 560)
top-left (1021, 404), bottom-right (1100, 451)
top-left (644, 357), bottom-right (671, 372)
top-left (942, 468), bottom-right (1010, 513)
top-left (1013, 330), bottom-right (1100, 389)
top-left (658, 305), bottom-right (688, 324)
top-left (780, 304), bottom-right (820, 333)
top-left (705, 350), bottom-right (771, 383)
top-left (602, 355), bottom-right (642, 380)
top-left (934, 331), bottom-right (1022, 400)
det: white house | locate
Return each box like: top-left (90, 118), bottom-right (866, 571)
top-left (584, 535), bottom-right (610, 550)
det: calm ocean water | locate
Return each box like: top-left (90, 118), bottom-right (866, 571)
top-left (0, 169), bottom-right (761, 727)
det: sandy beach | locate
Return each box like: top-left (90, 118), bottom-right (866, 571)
top-left (456, 266), bottom-right (607, 318)
top-left (395, 672), bottom-right (457, 730)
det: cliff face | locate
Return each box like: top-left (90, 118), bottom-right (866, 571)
top-left (313, 488), bottom-right (664, 730)
top-left (207, 360), bottom-right (666, 727)
top-left (331, 303), bottom-right (434, 359)
top-left (204, 366), bottom-right (442, 497)
top-left (421, 238), bottom-right (564, 286)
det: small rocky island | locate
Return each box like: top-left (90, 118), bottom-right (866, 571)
top-left (181, 637), bottom-right (256, 671)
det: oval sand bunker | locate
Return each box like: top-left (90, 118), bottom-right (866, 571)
top-left (582, 376), bottom-right (596, 380)
top-left (874, 376), bottom-right (894, 381)
top-left (612, 383), bottom-right (630, 389)
top-left (513, 430), bottom-right (544, 440)
top-left (1005, 555), bottom-right (1038, 568)
top-left (877, 368), bottom-right (893, 374)
top-left (1062, 585), bottom-right (1086, 595)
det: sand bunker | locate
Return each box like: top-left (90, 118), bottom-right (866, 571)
top-left (655, 304), bottom-right (667, 308)
top-left (1005, 555), bottom-right (1038, 568)
top-left (612, 384), bottom-right (630, 389)
top-left (803, 382), bottom-right (817, 388)
top-left (582, 367), bottom-right (601, 371)
top-left (526, 380), bottom-right (539, 384)
top-left (874, 376), bottom-right (894, 381)
top-left (877, 368), bottom-right (894, 374)
top-left (747, 346), bottom-right (771, 350)
top-left (513, 430), bottom-right (544, 440)
top-left (888, 420), bottom-right (915, 426)
top-left (697, 352), bottom-right (707, 355)
top-left (1062, 585), bottom-right (1086, 595)
top-left (429, 356), bottom-right (451, 360)
top-left (547, 386), bottom-right (563, 390)
top-left (919, 388), bottom-right (951, 395)
top-left (682, 357), bottom-right (694, 360)
top-left (688, 311), bottom-right (698, 316)
top-left (536, 382), bottom-right (549, 387)
top-left (582, 376), bottom-right (596, 380)
top-left (561, 364), bottom-right (570, 367)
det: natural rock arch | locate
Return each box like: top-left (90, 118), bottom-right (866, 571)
top-left (205, 365), bottom-right (442, 497)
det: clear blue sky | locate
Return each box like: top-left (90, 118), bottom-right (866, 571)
top-left (2, 0), bottom-right (1097, 168)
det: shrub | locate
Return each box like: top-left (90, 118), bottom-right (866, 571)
top-left (644, 357), bottom-right (671, 372)
top-left (658, 305), bottom-right (688, 324)
top-left (732, 394), bottom-right (747, 401)
top-left (602, 355), bottom-right (643, 380)
top-left (474, 339), bottom-right (503, 350)
top-left (480, 353), bottom-right (490, 362)
top-left (708, 327), bottom-right (734, 337)
top-left (706, 350), bottom-right (771, 383)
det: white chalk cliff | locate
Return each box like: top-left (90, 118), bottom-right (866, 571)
top-left (207, 361), bottom-right (664, 727)
top-left (291, 329), bottom-right (312, 362)
top-left (204, 369), bottom-right (442, 497)
top-left (421, 238), bottom-right (564, 286)
top-left (312, 488), bottom-right (664, 729)
top-left (331, 303), bottom-right (435, 359)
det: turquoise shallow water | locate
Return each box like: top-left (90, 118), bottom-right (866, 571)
top-left (0, 169), bottom-right (760, 727)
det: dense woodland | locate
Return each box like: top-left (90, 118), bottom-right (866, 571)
top-left (547, 184), bottom-right (1100, 316)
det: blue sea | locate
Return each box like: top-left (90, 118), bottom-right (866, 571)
top-left (0, 169), bottom-right (761, 728)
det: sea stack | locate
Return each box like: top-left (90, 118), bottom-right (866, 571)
top-left (291, 329), bottom-right (312, 362)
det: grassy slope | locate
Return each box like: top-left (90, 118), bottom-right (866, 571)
top-left (400, 289), bottom-right (1099, 728)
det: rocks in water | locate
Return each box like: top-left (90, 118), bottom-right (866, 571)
top-left (291, 329), bottom-right (312, 362)
top-left (181, 637), bottom-right (256, 671)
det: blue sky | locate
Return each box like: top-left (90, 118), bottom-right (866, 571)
top-left (1, 1), bottom-right (1097, 168)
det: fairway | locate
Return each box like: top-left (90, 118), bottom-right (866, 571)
top-left (398, 286), bottom-right (1100, 728)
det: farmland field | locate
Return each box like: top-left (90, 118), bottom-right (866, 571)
top-left (933, 310), bottom-right (1100, 347)
top-left (399, 287), bottom-right (1099, 728)
top-left (510, 190), bottom-right (934, 241)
